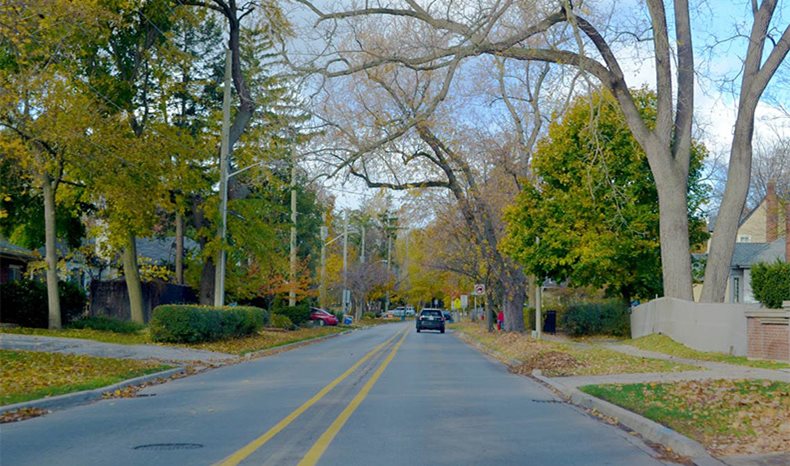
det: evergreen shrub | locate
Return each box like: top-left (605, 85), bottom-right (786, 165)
top-left (150, 305), bottom-right (267, 343)
top-left (752, 260), bottom-right (790, 309)
top-left (561, 301), bottom-right (630, 337)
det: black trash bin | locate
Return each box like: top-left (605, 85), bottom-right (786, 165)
top-left (543, 310), bottom-right (557, 335)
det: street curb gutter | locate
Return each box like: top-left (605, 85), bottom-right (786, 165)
top-left (0, 366), bottom-right (185, 416)
top-left (531, 372), bottom-right (727, 466)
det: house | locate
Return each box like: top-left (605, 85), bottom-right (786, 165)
top-left (0, 238), bottom-right (35, 284)
top-left (727, 180), bottom-right (789, 304)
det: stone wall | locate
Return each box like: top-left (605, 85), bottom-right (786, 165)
top-left (89, 279), bottom-right (197, 323)
top-left (631, 297), bottom-right (756, 356)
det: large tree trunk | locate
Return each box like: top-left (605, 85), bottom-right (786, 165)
top-left (122, 232), bottom-right (145, 323)
top-left (42, 175), bottom-right (61, 329)
top-left (175, 211), bottom-right (184, 285)
top-left (500, 264), bottom-right (526, 332)
top-left (653, 160), bottom-right (694, 301)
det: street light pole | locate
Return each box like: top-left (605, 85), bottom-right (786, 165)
top-left (288, 145), bottom-right (297, 307)
top-left (342, 210), bottom-right (349, 314)
top-left (213, 48), bottom-right (232, 307)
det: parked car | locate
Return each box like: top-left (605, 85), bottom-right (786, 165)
top-left (416, 308), bottom-right (445, 333)
top-left (310, 308), bottom-right (339, 326)
top-left (404, 306), bottom-right (416, 317)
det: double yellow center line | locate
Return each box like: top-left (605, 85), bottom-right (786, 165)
top-left (216, 328), bottom-right (409, 466)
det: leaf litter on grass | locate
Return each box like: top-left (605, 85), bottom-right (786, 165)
top-left (456, 323), bottom-right (697, 376)
top-left (581, 379), bottom-right (790, 456)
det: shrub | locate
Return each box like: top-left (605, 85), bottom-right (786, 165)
top-left (561, 301), bottom-right (630, 337)
top-left (0, 279), bottom-right (86, 328)
top-left (68, 316), bottom-right (145, 334)
top-left (272, 303), bottom-right (311, 326)
top-left (363, 312), bottom-right (376, 320)
top-left (270, 314), bottom-right (295, 330)
top-left (752, 260), bottom-right (790, 309)
top-left (149, 305), bottom-right (268, 343)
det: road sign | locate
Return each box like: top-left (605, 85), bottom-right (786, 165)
top-left (460, 295), bottom-right (468, 309)
top-left (474, 284), bottom-right (485, 296)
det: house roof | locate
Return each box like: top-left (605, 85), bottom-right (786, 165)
top-left (0, 238), bottom-right (36, 260)
top-left (731, 237), bottom-right (786, 268)
top-left (136, 237), bottom-right (199, 264)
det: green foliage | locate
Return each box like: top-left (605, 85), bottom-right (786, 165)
top-left (0, 280), bottom-right (85, 328)
top-left (751, 260), bottom-right (790, 309)
top-left (363, 312), bottom-right (377, 320)
top-left (503, 90), bottom-right (708, 301)
top-left (561, 301), bottom-right (631, 337)
top-left (271, 303), bottom-right (311, 326)
top-left (68, 316), bottom-right (144, 334)
top-left (149, 305), bottom-right (268, 343)
top-left (270, 314), bottom-right (295, 330)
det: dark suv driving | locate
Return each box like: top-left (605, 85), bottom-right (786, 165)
top-left (416, 308), bottom-right (445, 333)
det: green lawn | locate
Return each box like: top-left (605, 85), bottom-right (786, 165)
top-left (580, 379), bottom-right (790, 456)
top-left (626, 334), bottom-right (790, 370)
top-left (0, 350), bottom-right (170, 406)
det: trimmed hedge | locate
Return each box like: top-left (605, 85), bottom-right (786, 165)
top-left (752, 260), bottom-right (790, 309)
top-left (0, 279), bottom-right (86, 328)
top-left (561, 301), bottom-right (630, 337)
top-left (150, 305), bottom-right (268, 343)
top-left (272, 303), bottom-right (311, 326)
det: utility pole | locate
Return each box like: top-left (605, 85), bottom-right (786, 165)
top-left (213, 48), bottom-right (232, 307)
top-left (385, 229), bottom-right (392, 315)
top-left (535, 237), bottom-right (542, 339)
top-left (342, 210), bottom-right (349, 314)
top-left (288, 143), bottom-right (297, 307)
top-left (319, 221), bottom-right (328, 308)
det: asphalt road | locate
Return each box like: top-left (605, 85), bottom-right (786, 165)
top-left (1, 323), bottom-right (673, 465)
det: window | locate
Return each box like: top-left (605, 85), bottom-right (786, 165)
top-left (738, 235), bottom-right (751, 243)
top-left (8, 265), bottom-right (22, 282)
top-left (732, 277), bottom-right (740, 303)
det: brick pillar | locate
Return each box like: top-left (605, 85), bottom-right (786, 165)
top-left (766, 180), bottom-right (777, 242)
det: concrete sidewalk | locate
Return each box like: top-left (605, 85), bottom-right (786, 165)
top-left (0, 333), bottom-right (237, 363)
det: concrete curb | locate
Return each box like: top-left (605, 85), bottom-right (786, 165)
top-left (532, 372), bottom-right (727, 466)
top-left (0, 366), bottom-right (185, 416)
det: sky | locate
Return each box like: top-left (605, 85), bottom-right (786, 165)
top-left (291, 1), bottom-right (790, 213)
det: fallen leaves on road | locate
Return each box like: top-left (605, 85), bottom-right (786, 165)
top-left (581, 379), bottom-right (790, 456)
top-left (0, 407), bottom-right (49, 423)
top-left (0, 350), bottom-right (170, 406)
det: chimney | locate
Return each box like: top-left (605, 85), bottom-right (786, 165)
top-left (766, 179), bottom-right (778, 243)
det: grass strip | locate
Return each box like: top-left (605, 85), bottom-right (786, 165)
top-left (626, 334), bottom-right (790, 370)
top-left (455, 322), bottom-right (697, 376)
top-left (580, 379), bottom-right (790, 456)
top-left (0, 350), bottom-right (170, 406)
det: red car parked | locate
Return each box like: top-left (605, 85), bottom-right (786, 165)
top-left (310, 308), bottom-right (339, 326)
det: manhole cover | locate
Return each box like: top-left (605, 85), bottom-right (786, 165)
top-left (134, 443), bottom-right (203, 451)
